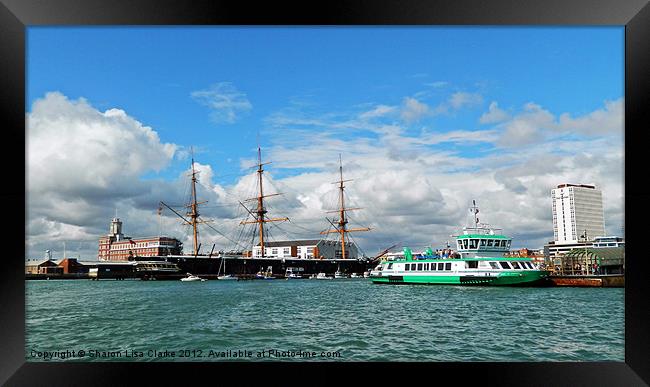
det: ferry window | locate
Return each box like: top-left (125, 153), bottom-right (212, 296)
top-left (425, 263), bottom-right (429, 270)
top-left (526, 262), bottom-right (534, 269)
top-left (445, 263), bottom-right (451, 271)
top-left (405, 264), bottom-right (410, 271)
top-left (466, 261), bottom-right (478, 269)
top-left (506, 241), bottom-right (511, 249)
top-left (417, 263), bottom-right (423, 270)
top-left (469, 239), bottom-right (478, 249)
top-left (489, 262), bottom-right (499, 269)
top-left (438, 263), bottom-right (444, 270)
top-left (480, 239), bottom-right (487, 246)
top-left (487, 240), bottom-right (494, 247)
top-left (462, 240), bottom-right (469, 249)
top-left (387, 263), bottom-right (393, 269)
top-left (457, 241), bottom-right (463, 250)
top-left (432, 263), bottom-right (437, 271)
top-left (511, 262), bottom-right (521, 269)
top-left (499, 262), bottom-right (511, 269)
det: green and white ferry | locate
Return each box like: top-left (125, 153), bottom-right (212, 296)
top-left (370, 202), bottom-right (550, 286)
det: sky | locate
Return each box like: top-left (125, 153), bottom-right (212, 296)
top-left (26, 26), bottom-right (625, 260)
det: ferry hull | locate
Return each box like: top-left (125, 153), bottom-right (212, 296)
top-left (371, 271), bottom-right (549, 286)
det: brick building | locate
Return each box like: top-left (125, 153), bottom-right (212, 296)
top-left (98, 217), bottom-right (182, 261)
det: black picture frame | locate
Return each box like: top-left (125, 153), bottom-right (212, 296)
top-left (3, 0), bottom-right (648, 385)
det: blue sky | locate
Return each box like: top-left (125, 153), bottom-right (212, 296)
top-left (27, 27), bottom-right (623, 181)
top-left (26, 27), bottom-right (625, 258)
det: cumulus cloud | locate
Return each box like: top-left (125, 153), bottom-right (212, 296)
top-left (400, 97), bottom-right (430, 123)
top-left (256, 97), bottom-right (624, 252)
top-left (28, 92), bottom-right (177, 193)
top-left (191, 82), bottom-right (252, 124)
top-left (449, 92), bottom-right (483, 110)
top-left (26, 91), bottom-right (624, 260)
top-left (558, 98), bottom-right (623, 135)
top-left (494, 99), bottom-right (623, 148)
top-left (25, 92), bottom-right (195, 259)
top-left (479, 101), bottom-right (510, 124)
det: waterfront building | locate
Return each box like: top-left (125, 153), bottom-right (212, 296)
top-left (25, 259), bottom-right (62, 275)
top-left (98, 217), bottom-right (182, 261)
top-left (553, 247), bottom-right (624, 275)
top-left (551, 184), bottom-right (605, 244)
top-left (251, 239), bottom-right (359, 259)
top-left (544, 240), bottom-right (592, 262)
top-left (592, 236), bottom-right (625, 248)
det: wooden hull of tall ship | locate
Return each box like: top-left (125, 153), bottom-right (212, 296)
top-left (148, 255), bottom-right (376, 279)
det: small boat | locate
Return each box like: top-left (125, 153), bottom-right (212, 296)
top-left (180, 273), bottom-right (207, 282)
top-left (256, 266), bottom-right (275, 280)
top-left (334, 265), bottom-right (347, 279)
top-left (285, 267), bottom-right (304, 279)
top-left (350, 273), bottom-right (361, 278)
top-left (315, 272), bottom-right (332, 280)
top-left (363, 271), bottom-right (371, 278)
top-left (216, 257), bottom-right (237, 280)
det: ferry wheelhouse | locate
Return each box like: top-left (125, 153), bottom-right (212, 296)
top-left (370, 202), bottom-right (549, 286)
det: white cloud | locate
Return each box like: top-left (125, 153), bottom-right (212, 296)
top-left (191, 82), bottom-right (252, 124)
top-left (359, 104), bottom-right (397, 120)
top-left (479, 101), bottom-right (510, 124)
top-left (400, 97), bottom-right (430, 123)
top-left (449, 92), bottom-right (483, 110)
top-left (26, 91), bottom-right (625, 260)
top-left (558, 98), bottom-right (623, 135)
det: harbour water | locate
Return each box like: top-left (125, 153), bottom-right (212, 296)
top-left (26, 279), bottom-right (624, 362)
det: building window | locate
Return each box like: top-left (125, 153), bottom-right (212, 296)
top-left (271, 248), bottom-right (278, 255)
top-left (283, 248), bottom-right (290, 255)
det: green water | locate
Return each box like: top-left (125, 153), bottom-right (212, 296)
top-left (25, 279), bottom-right (624, 361)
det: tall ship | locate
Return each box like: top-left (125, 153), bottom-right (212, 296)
top-left (370, 201), bottom-right (550, 286)
top-left (145, 148), bottom-right (377, 278)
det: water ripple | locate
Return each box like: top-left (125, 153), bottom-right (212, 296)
top-left (26, 280), bottom-right (624, 362)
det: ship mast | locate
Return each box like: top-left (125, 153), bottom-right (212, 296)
top-left (189, 151), bottom-right (200, 256)
top-left (321, 155), bottom-right (370, 259)
top-left (240, 147), bottom-right (288, 257)
top-left (159, 147), bottom-right (207, 256)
